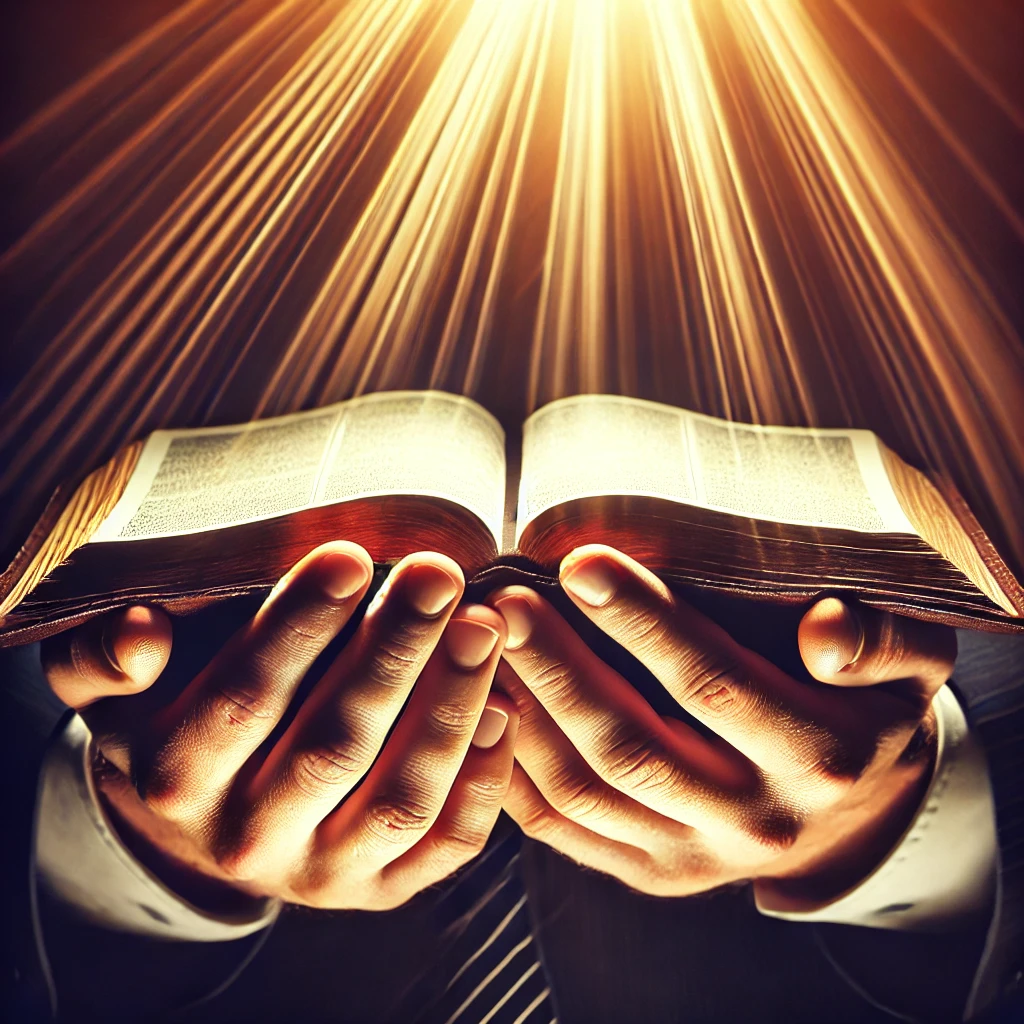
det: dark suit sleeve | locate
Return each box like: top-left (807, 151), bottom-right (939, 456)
top-left (799, 630), bottom-right (1024, 1023)
top-left (951, 629), bottom-right (1024, 1018)
top-left (812, 631), bottom-right (1024, 1022)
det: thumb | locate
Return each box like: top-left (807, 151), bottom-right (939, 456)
top-left (42, 606), bottom-right (172, 710)
top-left (798, 597), bottom-right (956, 704)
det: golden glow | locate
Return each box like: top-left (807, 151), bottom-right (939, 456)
top-left (1, 0), bottom-right (1021, 569)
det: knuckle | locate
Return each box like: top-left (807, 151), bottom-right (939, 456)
top-left (513, 694), bottom-right (545, 732)
top-left (461, 771), bottom-right (510, 804)
top-left (290, 740), bottom-right (370, 798)
top-left (361, 625), bottom-right (428, 690)
top-left (676, 653), bottom-right (746, 715)
top-left (211, 686), bottom-right (277, 729)
top-left (243, 609), bottom-right (332, 682)
top-left (427, 698), bottom-right (481, 739)
top-left (617, 607), bottom-right (669, 659)
top-left (362, 795), bottom-right (434, 844)
top-left (435, 823), bottom-right (490, 864)
top-left (599, 729), bottom-right (681, 800)
top-left (273, 604), bottom-right (335, 655)
top-left (524, 657), bottom-right (586, 709)
top-left (549, 770), bottom-right (616, 824)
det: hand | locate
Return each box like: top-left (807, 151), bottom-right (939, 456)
top-left (488, 545), bottom-right (956, 910)
top-left (42, 543), bottom-right (517, 911)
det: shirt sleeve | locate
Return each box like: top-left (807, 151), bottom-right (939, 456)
top-left (756, 685), bottom-right (997, 931)
top-left (35, 712), bottom-right (281, 941)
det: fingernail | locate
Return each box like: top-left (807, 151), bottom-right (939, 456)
top-left (317, 551), bottom-right (371, 600)
top-left (471, 706), bottom-right (509, 748)
top-left (445, 618), bottom-right (500, 669)
top-left (839, 604), bottom-right (866, 670)
top-left (101, 616), bottom-right (125, 674)
top-left (560, 556), bottom-right (619, 607)
top-left (493, 595), bottom-right (534, 650)
top-left (403, 563), bottom-right (461, 618)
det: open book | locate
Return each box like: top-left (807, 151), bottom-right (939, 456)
top-left (1, 390), bottom-right (1021, 645)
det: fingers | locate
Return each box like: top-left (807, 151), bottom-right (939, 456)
top-left (503, 764), bottom-right (661, 891)
top-left (489, 584), bottom-right (744, 835)
top-left (235, 553), bottom-right (465, 869)
top-left (42, 606), bottom-right (172, 709)
top-left (378, 693), bottom-right (518, 905)
top-left (323, 603), bottom-right (507, 861)
top-left (798, 597), bottom-right (957, 704)
top-left (497, 662), bottom-right (695, 850)
top-left (145, 542), bottom-right (374, 818)
top-left (549, 545), bottom-right (848, 774)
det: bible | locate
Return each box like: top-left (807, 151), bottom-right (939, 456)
top-left (1, 390), bottom-right (1021, 645)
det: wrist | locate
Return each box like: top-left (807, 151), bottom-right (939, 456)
top-left (91, 749), bottom-right (268, 916)
top-left (755, 718), bottom-right (937, 913)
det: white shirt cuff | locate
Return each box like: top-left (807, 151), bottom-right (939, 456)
top-left (756, 685), bottom-right (997, 930)
top-left (35, 712), bottom-right (281, 940)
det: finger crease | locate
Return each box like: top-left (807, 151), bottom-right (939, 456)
top-left (216, 687), bottom-right (274, 726)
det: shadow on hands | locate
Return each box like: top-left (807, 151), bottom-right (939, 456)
top-left (488, 544), bottom-right (956, 911)
top-left (41, 543), bottom-right (518, 913)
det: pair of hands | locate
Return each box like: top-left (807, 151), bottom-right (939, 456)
top-left (45, 542), bottom-right (954, 914)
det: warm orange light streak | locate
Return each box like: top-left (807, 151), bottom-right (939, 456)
top-left (529, 0), bottom-right (611, 407)
top-left (836, 1), bottom-right (1024, 243)
top-left (276, 0), bottom-right (548, 407)
top-left (738, 0), bottom-right (1023, 538)
top-left (432, 0), bottom-right (556, 396)
top-left (905, 0), bottom-right (1024, 136)
top-left (643, 0), bottom-right (811, 426)
top-left (1, 0), bottom-right (1021, 573)
top-left (2, 0), bottom-right (445, 481)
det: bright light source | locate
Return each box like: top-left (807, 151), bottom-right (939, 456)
top-left (2, 0), bottom-right (1021, 571)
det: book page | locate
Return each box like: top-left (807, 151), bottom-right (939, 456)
top-left (517, 395), bottom-right (695, 542)
top-left (91, 409), bottom-right (341, 542)
top-left (517, 395), bottom-right (915, 540)
top-left (91, 392), bottom-right (505, 546)
top-left (685, 414), bottom-right (915, 533)
top-left (317, 392), bottom-right (506, 546)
